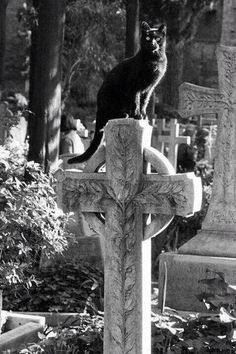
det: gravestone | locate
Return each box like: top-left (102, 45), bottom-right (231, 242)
top-left (152, 118), bottom-right (191, 170)
top-left (159, 0), bottom-right (236, 312)
top-left (56, 118), bottom-right (201, 353)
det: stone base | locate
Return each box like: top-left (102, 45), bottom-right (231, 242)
top-left (179, 229), bottom-right (236, 257)
top-left (159, 252), bottom-right (236, 312)
top-left (0, 322), bottom-right (44, 352)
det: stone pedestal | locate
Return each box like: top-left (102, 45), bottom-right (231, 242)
top-left (159, 253), bottom-right (236, 312)
top-left (159, 18), bottom-right (236, 313)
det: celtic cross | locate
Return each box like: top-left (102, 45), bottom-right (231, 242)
top-left (56, 118), bottom-right (201, 354)
top-left (178, 3), bottom-right (236, 254)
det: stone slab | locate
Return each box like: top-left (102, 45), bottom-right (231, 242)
top-left (5, 312), bottom-right (45, 331)
top-left (0, 322), bottom-right (44, 352)
top-left (159, 252), bottom-right (236, 312)
top-left (179, 230), bottom-right (236, 257)
top-left (19, 312), bottom-right (82, 327)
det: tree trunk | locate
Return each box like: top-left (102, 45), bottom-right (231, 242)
top-left (0, 0), bottom-right (8, 88)
top-left (125, 0), bottom-right (140, 58)
top-left (28, 0), bottom-right (65, 173)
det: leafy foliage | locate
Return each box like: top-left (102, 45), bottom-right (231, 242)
top-left (18, 312), bottom-right (104, 354)
top-left (198, 270), bottom-right (236, 314)
top-left (141, 0), bottom-right (218, 45)
top-left (0, 91), bottom-right (28, 137)
top-left (3, 261), bottom-right (104, 314)
top-left (17, 0), bottom-right (125, 121)
top-left (152, 308), bottom-right (236, 353)
top-left (63, 0), bottom-right (125, 119)
top-left (0, 140), bottom-right (68, 287)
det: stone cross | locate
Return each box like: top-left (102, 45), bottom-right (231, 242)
top-left (178, 36), bottom-right (236, 255)
top-left (56, 118), bottom-right (201, 354)
top-left (152, 118), bottom-right (190, 170)
top-left (158, 0), bottom-right (236, 313)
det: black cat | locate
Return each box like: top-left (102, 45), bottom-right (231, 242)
top-left (68, 21), bottom-right (167, 164)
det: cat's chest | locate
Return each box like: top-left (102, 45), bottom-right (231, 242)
top-left (138, 63), bottom-right (162, 88)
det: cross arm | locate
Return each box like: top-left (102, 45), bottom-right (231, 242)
top-left (136, 172), bottom-right (202, 217)
top-left (55, 169), bottom-right (108, 213)
top-left (179, 82), bottom-right (223, 118)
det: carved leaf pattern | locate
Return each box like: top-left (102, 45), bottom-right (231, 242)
top-left (133, 181), bottom-right (187, 210)
top-left (107, 201), bottom-right (138, 354)
top-left (179, 84), bottom-right (224, 118)
top-left (58, 119), bottom-right (198, 353)
top-left (106, 182), bottom-right (188, 351)
top-left (108, 126), bottom-right (137, 202)
top-left (62, 178), bottom-right (115, 211)
top-left (220, 48), bottom-right (236, 101)
top-left (204, 47), bottom-right (236, 225)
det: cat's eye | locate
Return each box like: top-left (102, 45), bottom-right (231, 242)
top-left (146, 36), bottom-right (151, 41)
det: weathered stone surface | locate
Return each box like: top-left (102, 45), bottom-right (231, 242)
top-left (159, 253), bottom-right (236, 312)
top-left (0, 322), bottom-right (44, 352)
top-left (220, 0), bottom-right (236, 46)
top-left (5, 313), bottom-right (45, 331)
top-left (179, 230), bottom-right (236, 258)
top-left (159, 0), bottom-right (236, 313)
top-left (179, 45), bottom-right (236, 239)
top-left (19, 312), bottom-right (83, 327)
top-left (56, 118), bottom-right (201, 354)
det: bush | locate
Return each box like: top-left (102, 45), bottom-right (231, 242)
top-left (19, 312), bottom-right (104, 354)
top-left (0, 140), bottom-right (68, 288)
top-left (3, 261), bottom-right (104, 314)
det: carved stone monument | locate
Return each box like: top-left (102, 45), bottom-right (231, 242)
top-left (159, 0), bottom-right (236, 312)
top-left (152, 118), bottom-right (190, 170)
top-left (56, 118), bottom-right (201, 353)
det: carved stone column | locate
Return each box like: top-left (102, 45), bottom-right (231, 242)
top-left (159, 8), bottom-right (236, 311)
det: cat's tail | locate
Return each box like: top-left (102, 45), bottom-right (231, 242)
top-left (68, 130), bottom-right (103, 164)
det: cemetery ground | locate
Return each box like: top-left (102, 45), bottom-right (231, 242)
top-left (2, 123), bottom-right (236, 354)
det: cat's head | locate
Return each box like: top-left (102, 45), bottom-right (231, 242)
top-left (141, 21), bottom-right (166, 58)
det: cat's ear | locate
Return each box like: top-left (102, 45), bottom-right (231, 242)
top-left (141, 21), bottom-right (150, 32)
top-left (159, 24), bottom-right (167, 35)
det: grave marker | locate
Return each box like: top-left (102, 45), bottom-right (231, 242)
top-left (159, 0), bottom-right (236, 312)
top-left (152, 118), bottom-right (191, 170)
top-left (56, 118), bottom-right (201, 353)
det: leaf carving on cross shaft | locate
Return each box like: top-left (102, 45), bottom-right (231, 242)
top-left (220, 48), bottom-right (236, 105)
top-left (107, 201), bottom-right (137, 353)
top-left (108, 127), bottom-right (136, 200)
top-left (133, 181), bottom-right (187, 210)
